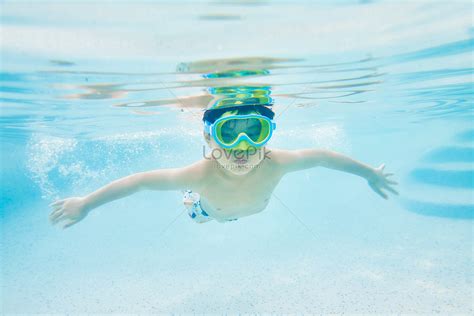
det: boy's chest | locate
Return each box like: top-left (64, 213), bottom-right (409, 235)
top-left (199, 170), bottom-right (281, 219)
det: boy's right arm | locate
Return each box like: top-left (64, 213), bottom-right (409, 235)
top-left (83, 166), bottom-right (197, 211)
top-left (49, 162), bottom-right (204, 228)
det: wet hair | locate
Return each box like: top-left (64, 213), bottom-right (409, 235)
top-left (202, 105), bottom-right (275, 124)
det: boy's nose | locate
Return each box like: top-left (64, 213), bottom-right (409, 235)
top-left (232, 139), bottom-right (251, 151)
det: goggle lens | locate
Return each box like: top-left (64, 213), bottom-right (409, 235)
top-left (215, 116), bottom-right (271, 146)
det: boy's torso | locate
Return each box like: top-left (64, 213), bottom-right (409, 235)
top-left (194, 152), bottom-right (283, 221)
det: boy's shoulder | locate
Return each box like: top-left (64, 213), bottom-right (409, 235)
top-left (266, 147), bottom-right (298, 164)
top-left (265, 147), bottom-right (311, 174)
top-left (174, 159), bottom-right (214, 190)
top-left (181, 158), bottom-right (214, 174)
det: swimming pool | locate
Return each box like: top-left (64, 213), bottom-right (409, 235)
top-left (1, 0), bottom-right (473, 313)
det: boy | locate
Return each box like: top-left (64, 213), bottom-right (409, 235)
top-left (49, 104), bottom-right (398, 228)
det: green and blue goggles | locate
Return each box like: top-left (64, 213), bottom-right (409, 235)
top-left (204, 114), bottom-right (276, 150)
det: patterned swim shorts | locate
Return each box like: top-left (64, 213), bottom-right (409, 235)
top-left (183, 190), bottom-right (238, 223)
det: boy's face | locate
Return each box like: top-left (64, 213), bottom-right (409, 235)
top-left (205, 110), bottom-right (267, 176)
top-left (207, 136), bottom-right (265, 176)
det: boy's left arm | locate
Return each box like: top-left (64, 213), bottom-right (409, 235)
top-left (273, 148), bottom-right (398, 199)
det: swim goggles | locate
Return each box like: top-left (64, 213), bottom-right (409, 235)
top-left (204, 114), bottom-right (276, 150)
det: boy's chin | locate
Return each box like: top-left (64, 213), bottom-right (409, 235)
top-left (224, 163), bottom-right (254, 175)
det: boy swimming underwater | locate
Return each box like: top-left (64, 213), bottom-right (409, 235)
top-left (49, 104), bottom-right (398, 228)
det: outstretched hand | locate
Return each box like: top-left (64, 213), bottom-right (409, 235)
top-left (49, 197), bottom-right (89, 229)
top-left (367, 163), bottom-right (399, 199)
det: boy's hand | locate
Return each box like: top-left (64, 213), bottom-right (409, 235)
top-left (367, 163), bottom-right (399, 199)
top-left (49, 197), bottom-right (89, 229)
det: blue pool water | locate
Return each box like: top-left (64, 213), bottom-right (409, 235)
top-left (1, 0), bottom-right (473, 313)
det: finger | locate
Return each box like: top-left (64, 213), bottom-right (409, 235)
top-left (49, 212), bottom-right (60, 223)
top-left (63, 220), bottom-right (77, 229)
top-left (370, 183), bottom-right (388, 199)
top-left (51, 215), bottom-right (62, 225)
top-left (52, 213), bottom-right (67, 224)
top-left (49, 206), bottom-right (63, 216)
top-left (49, 210), bottom-right (63, 222)
top-left (379, 163), bottom-right (385, 170)
top-left (49, 199), bottom-right (66, 207)
top-left (50, 205), bottom-right (62, 213)
top-left (49, 206), bottom-right (60, 214)
top-left (378, 190), bottom-right (388, 200)
top-left (383, 184), bottom-right (399, 195)
top-left (386, 179), bottom-right (398, 185)
top-left (49, 200), bottom-right (60, 207)
top-left (384, 173), bottom-right (394, 177)
top-left (50, 216), bottom-right (60, 225)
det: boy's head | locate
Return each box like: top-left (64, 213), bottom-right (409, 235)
top-left (202, 105), bottom-right (275, 175)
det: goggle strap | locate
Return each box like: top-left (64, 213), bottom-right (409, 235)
top-left (204, 121), bottom-right (211, 134)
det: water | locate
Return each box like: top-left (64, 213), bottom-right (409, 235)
top-left (1, 0), bottom-right (473, 313)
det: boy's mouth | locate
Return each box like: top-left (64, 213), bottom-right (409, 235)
top-left (233, 158), bottom-right (248, 164)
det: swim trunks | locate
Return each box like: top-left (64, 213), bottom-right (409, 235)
top-left (183, 190), bottom-right (238, 223)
